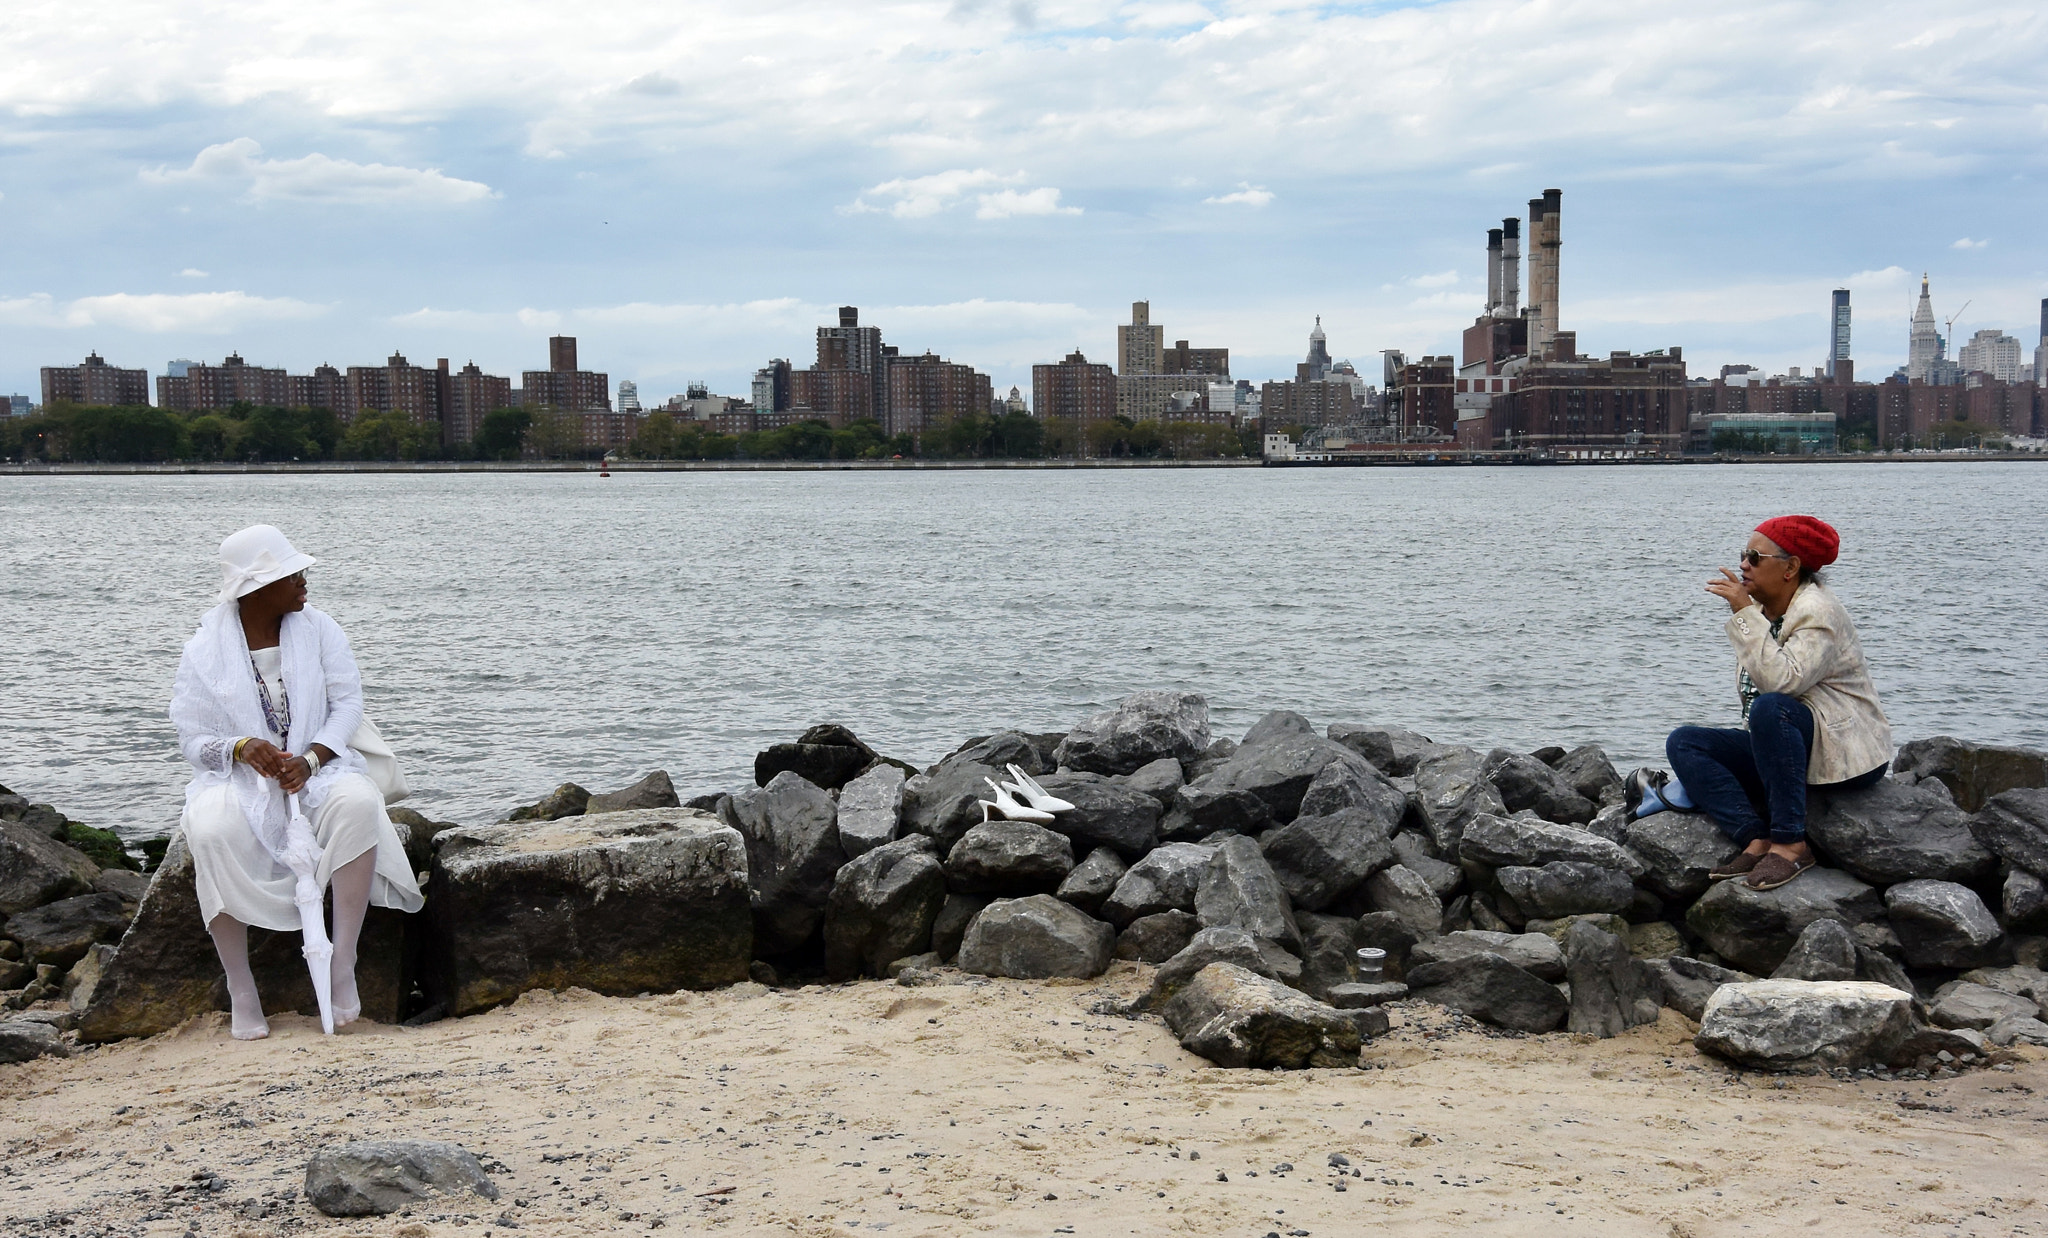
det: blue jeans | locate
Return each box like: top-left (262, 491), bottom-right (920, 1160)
top-left (1666, 693), bottom-right (1888, 845)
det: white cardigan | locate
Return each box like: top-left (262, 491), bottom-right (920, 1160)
top-left (1725, 580), bottom-right (1893, 784)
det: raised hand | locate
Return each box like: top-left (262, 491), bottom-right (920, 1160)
top-left (1705, 566), bottom-right (1753, 613)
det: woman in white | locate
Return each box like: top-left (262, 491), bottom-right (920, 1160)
top-left (168, 525), bottom-right (422, 1039)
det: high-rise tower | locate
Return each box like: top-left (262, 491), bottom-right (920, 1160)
top-left (1827, 289), bottom-right (1851, 379)
top-left (1907, 275), bottom-right (1941, 382)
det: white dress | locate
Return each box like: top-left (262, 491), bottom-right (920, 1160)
top-left (171, 608), bottom-right (424, 933)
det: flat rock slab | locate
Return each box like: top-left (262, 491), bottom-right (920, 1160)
top-left (1695, 979), bottom-right (1916, 1072)
top-left (1409, 929), bottom-right (1565, 982)
top-left (427, 808), bottom-right (751, 1016)
top-left (305, 1139), bottom-right (500, 1217)
top-left (1162, 962), bottom-right (1368, 1069)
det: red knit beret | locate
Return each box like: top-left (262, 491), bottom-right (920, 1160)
top-left (1755, 515), bottom-right (1839, 569)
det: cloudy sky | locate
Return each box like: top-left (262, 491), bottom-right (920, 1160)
top-left (3, 0), bottom-right (2045, 405)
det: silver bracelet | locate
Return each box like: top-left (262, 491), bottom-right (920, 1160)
top-left (304, 750), bottom-right (324, 776)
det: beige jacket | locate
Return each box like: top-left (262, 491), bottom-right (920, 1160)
top-left (1725, 580), bottom-right (1893, 784)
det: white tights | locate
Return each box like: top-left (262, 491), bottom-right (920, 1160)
top-left (206, 849), bottom-right (377, 1039)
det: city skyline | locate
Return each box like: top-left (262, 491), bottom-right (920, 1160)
top-left (2, 1), bottom-right (2045, 400)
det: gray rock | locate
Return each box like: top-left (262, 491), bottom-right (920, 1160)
top-left (1973, 789), bottom-right (2048, 876)
top-left (0, 1019), bottom-right (69, 1063)
top-left (1121, 757), bottom-right (1186, 809)
top-left (1927, 981), bottom-right (2038, 1030)
top-left (1408, 929), bottom-right (1565, 982)
top-left (64, 942), bottom-right (116, 1010)
top-left (1162, 962), bottom-right (1370, 1069)
top-left (1622, 812), bottom-right (1740, 900)
top-left (304, 1139), bottom-right (499, 1217)
top-left (422, 808), bottom-right (750, 1016)
top-left (1695, 980), bottom-right (1917, 1071)
top-left (0, 820), bottom-right (99, 917)
top-left (835, 765), bottom-right (906, 859)
top-left (1144, 925), bottom-right (1302, 1008)
top-left (1459, 814), bottom-right (1644, 877)
top-left (1114, 909), bottom-right (1199, 963)
top-left (1411, 747), bottom-right (1510, 856)
top-left (1684, 866), bottom-right (1884, 974)
top-left (1406, 951), bottom-right (1569, 1033)
top-left (1240, 710), bottom-right (1315, 747)
top-left (505, 782), bottom-right (589, 822)
top-left (944, 820), bottom-right (1075, 895)
top-left (753, 723), bottom-right (892, 792)
top-left (1484, 751), bottom-right (1598, 825)
top-left (929, 893), bottom-right (988, 962)
top-left (1807, 780), bottom-right (1994, 886)
top-left (1056, 847), bottom-right (1127, 916)
top-left (957, 895), bottom-right (1114, 980)
top-left (1495, 862), bottom-right (1634, 920)
top-left (1174, 734), bottom-right (1379, 836)
top-left (1895, 736), bottom-right (2048, 812)
top-left (1649, 956), bottom-right (1758, 1022)
top-left (822, 836), bottom-right (947, 981)
top-left (1323, 981), bottom-right (1409, 1009)
top-left (1388, 832), bottom-right (1462, 898)
top-left (1580, 804), bottom-right (1632, 844)
top-left (1770, 919), bottom-right (1860, 981)
top-left (946, 731), bottom-right (1061, 777)
top-left (1360, 865), bottom-right (1444, 941)
top-left (1855, 944), bottom-right (1915, 995)
top-left (1564, 919), bottom-right (1663, 1038)
top-left (1987, 1014), bottom-right (2048, 1046)
top-left (1553, 745), bottom-right (1624, 806)
top-left (1054, 691), bottom-right (1212, 776)
top-left (1295, 757), bottom-right (1410, 825)
top-left (1326, 724), bottom-right (1436, 776)
top-left (2003, 869), bottom-right (2048, 931)
top-left (1294, 910), bottom-right (1363, 997)
top-left (91, 868), bottom-right (150, 902)
top-left (1885, 879), bottom-right (2007, 969)
top-left (1033, 772), bottom-right (1161, 858)
top-left (1195, 836), bottom-right (1301, 950)
top-left (900, 758), bottom-right (1004, 852)
top-left (1099, 842), bottom-right (1215, 927)
top-left (1355, 911), bottom-right (1422, 980)
top-left (1893, 1023), bottom-right (1989, 1064)
top-left (1259, 808), bottom-right (1395, 912)
top-left (4, 893), bottom-right (130, 969)
top-left (1957, 963), bottom-right (2048, 1004)
top-left (584, 770), bottom-right (680, 815)
top-left (722, 771), bottom-right (846, 954)
top-left (1183, 737), bottom-right (1239, 783)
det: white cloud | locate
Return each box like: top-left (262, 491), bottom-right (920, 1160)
top-left (842, 169), bottom-right (1077, 220)
top-left (974, 187), bottom-right (1080, 219)
top-left (0, 290), bottom-right (325, 333)
top-left (1203, 183), bottom-right (1274, 207)
top-left (143, 139), bottom-right (496, 206)
top-left (178, 268), bottom-right (209, 279)
top-left (1408, 270), bottom-right (1460, 288)
top-left (1952, 236), bottom-right (1989, 249)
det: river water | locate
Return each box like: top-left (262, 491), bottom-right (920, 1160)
top-left (3, 462), bottom-right (2044, 840)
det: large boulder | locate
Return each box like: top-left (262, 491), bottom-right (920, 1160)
top-left (1405, 951), bottom-right (1568, 1033)
top-left (584, 770), bottom-right (680, 815)
top-left (1685, 866), bottom-right (1884, 974)
top-left (1295, 910), bottom-right (1364, 997)
top-left (423, 808), bottom-right (750, 1016)
top-left (1121, 757), bottom-right (1186, 809)
top-left (1972, 789), bottom-right (2048, 876)
top-left (1563, 920), bottom-right (1662, 1038)
top-left (0, 821), bottom-right (100, 917)
top-left (1411, 748), bottom-right (1510, 856)
top-left (1885, 880), bottom-right (2006, 969)
top-left (1296, 758), bottom-right (1409, 824)
top-left (1161, 963), bottom-right (1369, 1069)
top-left (1553, 745), bottom-right (1624, 806)
top-left (1259, 808), bottom-right (1395, 912)
top-left (1495, 862), bottom-right (1634, 920)
top-left (1408, 929), bottom-right (1564, 982)
top-left (722, 771), bottom-right (845, 954)
top-left (0, 1019), bottom-right (70, 1064)
top-left (1484, 751), bottom-right (1597, 825)
top-left (957, 894), bottom-right (1114, 980)
top-left (822, 836), bottom-right (947, 981)
top-left (1355, 911), bottom-right (1422, 980)
top-left (1360, 864), bottom-right (1444, 941)
top-left (1927, 981), bottom-right (2039, 1031)
top-left (900, 758), bottom-right (1004, 852)
top-left (1895, 736), bottom-right (2048, 812)
top-left (753, 723), bottom-right (888, 792)
top-left (1054, 691), bottom-right (1211, 776)
top-left (3, 892), bottom-right (129, 969)
top-left (1623, 812), bottom-right (1741, 900)
top-left (946, 731), bottom-right (1061, 777)
top-left (305, 1140), bottom-right (499, 1217)
top-left (1648, 956), bottom-right (1757, 1022)
top-left (835, 764), bottom-right (906, 859)
top-left (1194, 835), bottom-right (1301, 951)
top-left (1143, 925), bottom-right (1303, 1008)
top-left (1806, 780), bottom-right (1994, 886)
top-left (78, 833), bottom-right (411, 1042)
top-left (1113, 909), bottom-right (1199, 963)
top-left (1099, 842), bottom-right (1215, 927)
top-left (1055, 847), bottom-right (1127, 917)
top-left (1459, 813), bottom-right (1643, 877)
top-left (1032, 772), bottom-right (1161, 858)
top-left (1326, 724), bottom-right (1436, 777)
top-left (1694, 980), bottom-right (1916, 1072)
top-left (943, 820), bottom-right (1075, 895)
top-left (1174, 733), bottom-right (1379, 836)
top-left (1769, 918), bottom-right (1859, 981)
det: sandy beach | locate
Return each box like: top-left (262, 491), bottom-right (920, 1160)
top-left (5, 962), bottom-right (2046, 1238)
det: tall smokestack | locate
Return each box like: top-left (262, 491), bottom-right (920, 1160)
top-left (1486, 228), bottom-right (1503, 316)
top-left (1500, 217), bottom-right (1521, 320)
top-left (1527, 189), bottom-right (1561, 360)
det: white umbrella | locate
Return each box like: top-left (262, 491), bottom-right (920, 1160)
top-left (282, 792), bottom-right (335, 1035)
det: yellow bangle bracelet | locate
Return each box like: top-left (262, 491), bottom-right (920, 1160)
top-left (232, 737), bottom-right (251, 762)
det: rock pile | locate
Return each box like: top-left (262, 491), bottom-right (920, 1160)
top-left (14, 704), bottom-right (2048, 1077)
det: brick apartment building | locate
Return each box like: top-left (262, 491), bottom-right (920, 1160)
top-left (156, 353), bottom-right (292, 411)
top-left (522, 336), bottom-right (609, 415)
top-left (1033, 351), bottom-right (1117, 425)
top-left (347, 353), bottom-right (446, 426)
top-left (887, 352), bottom-right (993, 438)
top-left (446, 361), bottom-right (517, 445)
top-left (41, 353), bottom-right (149, 408)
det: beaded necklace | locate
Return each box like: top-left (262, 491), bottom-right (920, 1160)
top-left (250, 655), bottom-right (292, 741)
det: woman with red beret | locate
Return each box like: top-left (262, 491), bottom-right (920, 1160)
top-left (1626, 515), bottom-right (1893, 890)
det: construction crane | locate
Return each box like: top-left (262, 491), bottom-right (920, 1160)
top-left (1945, 300), bottom-right (1972, 356)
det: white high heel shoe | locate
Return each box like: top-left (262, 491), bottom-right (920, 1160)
top-left (982, 778), bottom-right (1056, 824)
top-left (1004, 764), bottom-right (1075, 814)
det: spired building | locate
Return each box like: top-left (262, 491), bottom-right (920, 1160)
top-left (1259, 319), bottom-right (1373, 431)
top-left (41, 353), bottom-right (150, 408)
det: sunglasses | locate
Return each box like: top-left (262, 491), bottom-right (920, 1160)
top-left (1739, 550), bottom-right (1793, 567)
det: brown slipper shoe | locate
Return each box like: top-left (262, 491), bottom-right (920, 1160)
top-left (1708, 852), bottom-right (1763, 880)
top-left (1745, 853), bottom-right (1816, 891)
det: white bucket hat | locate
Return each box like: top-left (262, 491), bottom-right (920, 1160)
top-left (218, 524), bottom-right (318, 604)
